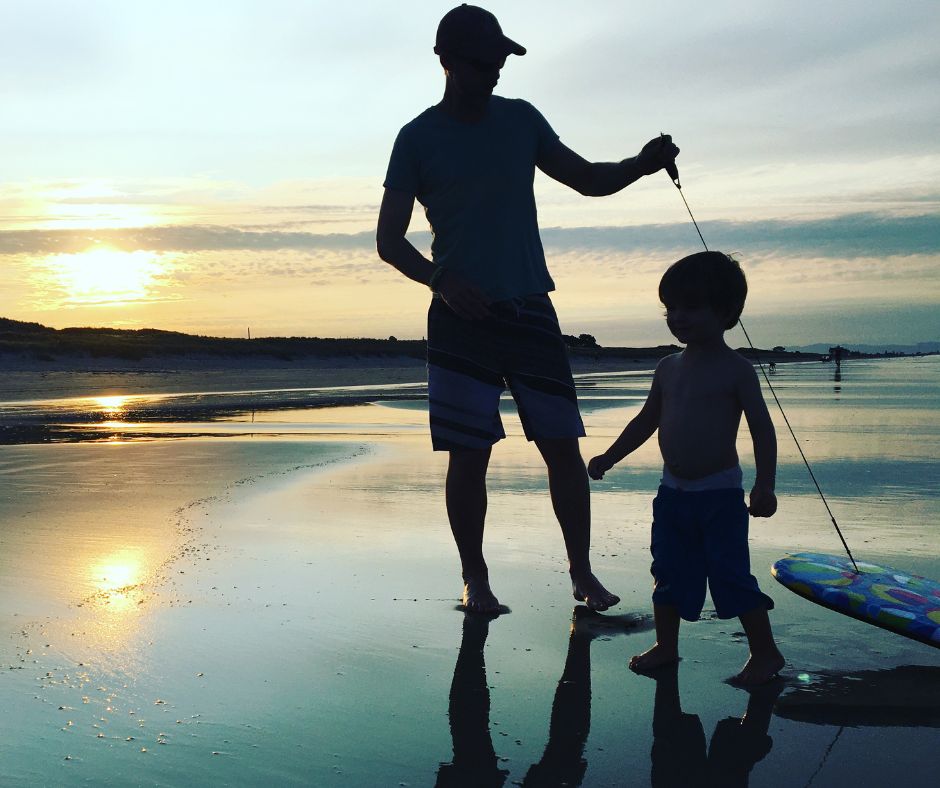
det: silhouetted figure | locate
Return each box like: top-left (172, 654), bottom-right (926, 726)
top-left (522, 608), bottom-right (624, 787)
top-left (377, 4), bottom-right (679, 615)
top-left (589, 253), bottom-right (784, 685)
top-left (650, 665), bottom-right (782, 788)
top-left (767, 361), bottom-right (776, 374)
top-left (438, 608), bottom-right (643, 787)
top-left (436, 615), bottom-right (509, 787)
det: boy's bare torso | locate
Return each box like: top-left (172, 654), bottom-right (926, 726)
top-left (656, 348), bottom-right (748, 480)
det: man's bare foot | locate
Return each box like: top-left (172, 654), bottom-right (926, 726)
top-left (570, 606), bottom-right (648, 640)
top-left (629, 643), bottom-right (679, 674)
top-left (461, 575), bottom-right (502, 616)
top-left (732, 651), bottom-right (786, 686)
top-left (571, 571), bottom-right (620, 611)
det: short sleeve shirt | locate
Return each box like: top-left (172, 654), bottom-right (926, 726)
top-left (383, 96), bottom-right (559, 302)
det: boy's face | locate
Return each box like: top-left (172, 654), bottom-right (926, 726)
top-left (664, 303), bottom-right (729, 345)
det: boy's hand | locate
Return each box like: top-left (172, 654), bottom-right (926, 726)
top-left (588, 454), bottom-right (613, 480)
top-left (748, 485), bottom-right (777, 518)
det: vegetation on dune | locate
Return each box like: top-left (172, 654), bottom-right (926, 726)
top-left (0, 317), bottom-right (427, 362)
top-left (0, 316), bottom-right (822, 365)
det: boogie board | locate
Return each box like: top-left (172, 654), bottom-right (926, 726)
top-left (771, 552), bottom-right (940, 648)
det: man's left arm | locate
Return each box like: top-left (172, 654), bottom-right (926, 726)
top-left (536, 135), bottom-right (679, 197)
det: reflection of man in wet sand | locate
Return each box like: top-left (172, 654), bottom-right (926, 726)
top-left (435, 615), bottom-right (508, 788)
top-left (436, 609), bottom-right (642, 787)
top-left (377, 4), bottom-right (679, 614)
top-left (650, 665), bottom-right (783, 787)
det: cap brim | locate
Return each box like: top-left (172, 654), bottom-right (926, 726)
top-left (475, 36), bottom-right (525, 60)
top-left (436, 36), bottom-right (527, 61)
top-left (504, 36), bottom-right (526, 56)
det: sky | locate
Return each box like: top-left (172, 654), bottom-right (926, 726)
top-left (2, 0), bottom-right (939, 348)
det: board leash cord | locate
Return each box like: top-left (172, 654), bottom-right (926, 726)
top-left (664, 163), bottom-right (860, 574)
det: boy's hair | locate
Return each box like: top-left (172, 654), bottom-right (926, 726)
top-left (658, 251), bottom-right (747, 330)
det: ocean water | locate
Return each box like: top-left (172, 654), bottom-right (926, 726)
top-left (1, 355), bottom-right (938, 787)
top-left (581, 355), bottom-right (940, 566)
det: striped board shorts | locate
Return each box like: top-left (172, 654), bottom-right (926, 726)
top-left (426, 293), bottom-right (585, 451)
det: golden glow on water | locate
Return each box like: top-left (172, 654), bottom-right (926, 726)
top-left (88, 550), bottom-right (146, 614)
top-left (93, 396), bottom-right (131, 416)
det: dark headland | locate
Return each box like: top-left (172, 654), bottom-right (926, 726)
top-left (0, 317), bottom-right (842, 372)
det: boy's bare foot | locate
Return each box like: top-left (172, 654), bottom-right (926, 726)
top-left (570, 571), bottom-right (620, 611)
top-left (629, 643), bottom-right (679, 674)
top-left (732, 651), bottom-right (786, 686)
top-left (461, 575), bottom-right (502, 615)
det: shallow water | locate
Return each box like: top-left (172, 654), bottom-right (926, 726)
top-left (1, 356), bottom-right (938, 786)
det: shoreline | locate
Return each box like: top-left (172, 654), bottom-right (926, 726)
top-left (3, 355), bottom-right (933, 446)
top-left (0, 349), bottom-right (848, 399)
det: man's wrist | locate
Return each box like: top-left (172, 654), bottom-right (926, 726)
top-left (428, 266), bottom-right (447, 292)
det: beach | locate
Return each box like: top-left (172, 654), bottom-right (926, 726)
top-left (1, 356), bottom-right (939, 786)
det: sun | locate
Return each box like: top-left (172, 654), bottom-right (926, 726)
top-left (46, 247), bottom-right (165, 306)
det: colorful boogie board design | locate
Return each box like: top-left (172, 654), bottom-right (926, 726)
top-left (772, 552), bottom-right (940, 648)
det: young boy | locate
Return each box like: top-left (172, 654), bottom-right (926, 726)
top-left (588, 251), bottom-right (785, 685)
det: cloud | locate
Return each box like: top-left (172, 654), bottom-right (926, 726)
top-left (3, 212), bottom-right (938, 259)
top-left (543, 212), bottom-right (940, 258)
top-left (0, 226), bottom-right (381, 256)
top-left (527, 1), bottom-right (940, 161)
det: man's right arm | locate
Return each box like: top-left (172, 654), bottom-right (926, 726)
top-left (376, 188), bottom-right (433, 285)
top-left (376, 188), bottom-right (492, 320)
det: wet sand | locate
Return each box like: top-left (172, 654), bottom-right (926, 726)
top-left (2, 367), bottom-right (939, 786)
top-left (0, 355), bottom-right (654, 402)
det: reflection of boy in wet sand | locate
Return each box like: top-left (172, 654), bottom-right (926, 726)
top-left (650, 665), bottom-right (782, 787)
top-left (589, 252), bottom-right (785, 685)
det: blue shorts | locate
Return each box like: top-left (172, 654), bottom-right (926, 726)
top-left (426, 294), bottom-right (585, 451)
top-left (649, 485), bottom-right (774, 621)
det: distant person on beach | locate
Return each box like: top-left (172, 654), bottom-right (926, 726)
top-left (376, 4), bottom-right (679, 615)
top-left (588, 252), bottom-right (785, 685)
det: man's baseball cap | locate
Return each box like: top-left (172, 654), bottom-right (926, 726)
top-left (434, 4), bottom-right (526, 61)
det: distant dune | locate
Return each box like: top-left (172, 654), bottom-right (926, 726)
top-left (0, 316), bottom-right (824, 371)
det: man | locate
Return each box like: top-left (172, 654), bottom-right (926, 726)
top-left (376, 4), bottom-right (679, 615)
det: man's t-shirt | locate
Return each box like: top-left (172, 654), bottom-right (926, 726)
top-left (383, 96), bottom-right (560, 302)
